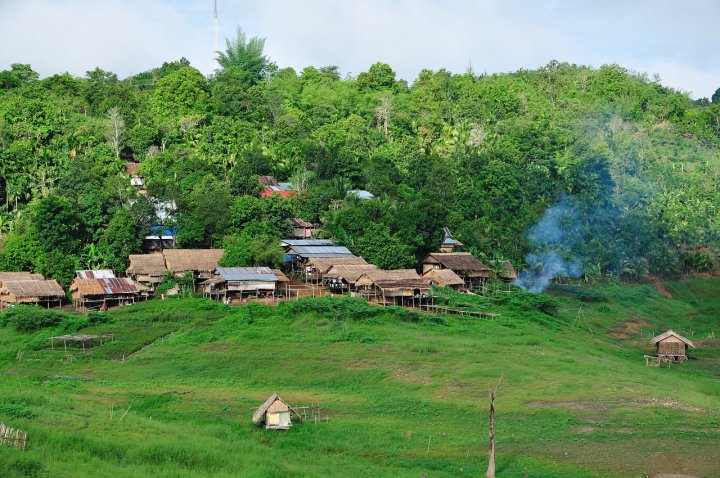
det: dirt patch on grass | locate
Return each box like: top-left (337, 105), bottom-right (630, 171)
top-left (608, 318), bottom-right (651, 339)
top-left (526, 397), bottom-right (705, 414)
top-left (653, 280), bottom-right (674, 299)
top-left (526, 400), bottom-right (609, 411)
top-left (574, 425), bottom-right (596, 433)
top-left (346, 359), bottom-right (378, 369)
top-left (391, 365), bottom-right (432, 385)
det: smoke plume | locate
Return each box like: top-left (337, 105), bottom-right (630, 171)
top-left (515, 197), bottom-right (583, 293)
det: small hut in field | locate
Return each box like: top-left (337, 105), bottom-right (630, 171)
top-left (495, 260), bottom-right (518, 283)
top-left (251, 394), bottom-right (301, 430)
top-left (651, 330), bottom-right (694, 362)
top-left (0, 279), bottom-right (65, 308)
top-left (126, 253), bottom-right (168, 291)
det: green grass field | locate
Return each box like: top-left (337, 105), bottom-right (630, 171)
top-left (0, 279), bottom-right (718, 477)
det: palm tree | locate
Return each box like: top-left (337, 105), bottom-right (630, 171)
top-left (215, 27), bottom-right (273, 83)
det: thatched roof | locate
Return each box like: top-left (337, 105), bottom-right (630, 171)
top-left (71, 278), bottom-right (146, 297)
top-left (163, 249), bottom-right (224, 273)
top-left (357, 269), bottom-right (421, 284)
top-left (272, 269), bottom-right (290, 283)
top-left (423, 253), bottom-right (490, 273)
top-left (373, 278), bottom-right (432, 291)
top-left (308, 256), bottom-right (368, 273)
top-left (651, 330), bottom-right (694, 348)
top-left (251, 394), bottom-right (301, 424)
top-left (324, 265), bottom-right (378, 283)
top-left (0, 272), bottom-right (44, 282)
top-left (1, 280), bottom-right (64, 298)
top-left (498, 260), bottom-right (517, 280)
top-left (424, 268), bottom-right (465, 287)
top-left (127, 254), bottom-right (168, 276)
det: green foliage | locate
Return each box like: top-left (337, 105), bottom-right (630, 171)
top-left (0, 305), bottom-right (72, 332)
top-left (219, 231), bottom-right (283, 268)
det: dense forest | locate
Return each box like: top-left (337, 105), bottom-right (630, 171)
top-left (1, 28), bottom-right (719, 286)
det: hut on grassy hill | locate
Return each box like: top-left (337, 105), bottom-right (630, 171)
top-left (252, 394), bottom-right (301, 430)
top-left (422, 268), bottom-right (465, 290)
top-left (162, 249), bottom-right (224, 280)
top-left (651, 330), bottom-right (694, 362)
top-left (496, 260), bottom-right (517, 283)
top-left (422, 252), bottom-right (491, 289)
top-left (70, 271), bottom-right (147, 310)
top-left (126, 254), bottom-right (168, 291)
top-left (282, 240), bottom-right (360, 281)
top-left (356, 269), bottom-right (433, 307)
top-left (0, 279), bottom-right (65, 308)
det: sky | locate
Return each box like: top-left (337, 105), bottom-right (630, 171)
top-left (0, 0), bottom-right (718, 99)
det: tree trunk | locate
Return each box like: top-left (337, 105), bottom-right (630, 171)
top-left (486, 374), bottom-right (503, 478)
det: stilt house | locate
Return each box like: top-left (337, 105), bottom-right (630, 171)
top-left (0, 278), bottom-right (65, 308)
top-left (440, 227), bottom-right (463, 253)
top-left (282, 239), bottom-right (359, 280)
top-left (70, 270), bottom-right (147, 310)
top-left (421, 252), bottom-right (491, 289)
top-left (252, 394), bottom-right (301, 430)
top-left (126, 253), bottom-right (168, 291)
top-left (651, 330), bottom-right (694, 362)
top-left (162, 249), bottom-right (224, 281)
top-left (324, 264), bottom-right (379, 293)
top-left (356, 269), bottom-right (433, 307)
top-left (422, 268), bottom-right (465, 290)
top-left (202, 267), bottom-right (280, 302)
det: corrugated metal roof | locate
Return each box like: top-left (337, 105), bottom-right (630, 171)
top-left (288, 245), bottom-right (352, 255)
top-left (282, 239), bottom-right (335, 247)
top-left (76, 270), bottom-right (116, 279)
top-left (215, 267), bottom-right (278, 282)
top-left (348, 190), bottom-right (375, 200)
top-left (98, 277), bottom-right (143, 294)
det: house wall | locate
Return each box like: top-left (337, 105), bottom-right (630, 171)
top-left (657, 337), bottom-right (686, 356)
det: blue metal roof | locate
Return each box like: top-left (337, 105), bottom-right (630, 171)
top-left (348, 190), bottom-right (375, 200)
top-left (215, 267), bottom-right (278, 282)
top-left (287, 245), bottom-right (353, 256)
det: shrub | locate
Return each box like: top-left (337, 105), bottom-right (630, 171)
top-left (1, 306), bottom-right (71, 332)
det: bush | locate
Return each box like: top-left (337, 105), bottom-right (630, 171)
top-left (0, 306), bottom-right (71, 332)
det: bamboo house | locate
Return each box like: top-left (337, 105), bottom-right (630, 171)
top-left (0, 278), bottom-right (65, 308)
top-left (421, 252), bottom-right (491, 289)
top-left (251, 394), bottom-right (301, 430)
top-left (651, 330), bottom-right (694, 362)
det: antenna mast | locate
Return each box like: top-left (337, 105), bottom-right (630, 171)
top-left (213, 0), bottom-right (219, 54)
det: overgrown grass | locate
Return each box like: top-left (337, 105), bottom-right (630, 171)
top-left (0, 279), bottom-right (718, 477)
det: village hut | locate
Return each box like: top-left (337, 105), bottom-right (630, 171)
top-left (162, 249), bottom-right (224, 280)
top-left (251, 394), bottom-right (301, 430)
top-left (651, 330), bottom-right (694, 362)
top-left (288, 218), bottom-right (317, 239)
top-left (259, 176), bottom-right (295, 198)
top-left (0, 272), bottom-right (45, 284)
top-left (272, 269), bottom-right (290, 297)
top-left (202, 267), bottom-right (279, 302)
top-left (126, 254), bottom-right (169, 291)
top-left (421, 252), bottom-right (491, 289)
top-left (0, 279), bottom-right (65, 308)
top-left (423, 268), bottom-right (465, 290)
top-left (347, 189), bottom-right (375, 200)
top-left (70, 271), bottom-right (147, 310)
top-left (143, 226), bottom-right (177, 252)
top-left (355, 269), bottom-right (433, 307)
top-left (324, 264), bottom-right (379, 293)
top-left (440, 227), bottom-right (463, 253)
top-left (495, 260), bottom-right (518, 283)
top-left (282, 239), bottom-right (359, 281)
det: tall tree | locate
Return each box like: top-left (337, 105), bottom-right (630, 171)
top-left (215, 27), bottom-right (275, 84)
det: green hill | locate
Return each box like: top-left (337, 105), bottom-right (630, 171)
top-left (1, 280), bottom-right (718, 477)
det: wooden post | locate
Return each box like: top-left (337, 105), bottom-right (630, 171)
top-left (486, 374), bottom-right (504, 478)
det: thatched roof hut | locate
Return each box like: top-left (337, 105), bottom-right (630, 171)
top-left (422, 253), bottom-right (491, 288)
top-left (251, 394), bottom-right (301, 430)
top-left (356, 269), bottom-right (432, 306)
top-left (70, 276), bottom-right (147, 310)
top-left (497, 260), bottom-right (517, 282)
top-left (651, 330), bottom-right (694, 361)
top-left (163, 249), bottom-right (224, 278)
top-left (127, 254), bottom-right (168, 277)
top-left (0, 279), bottom-right (65, 307)
top-left (423, 268), bottom-right (465, 289)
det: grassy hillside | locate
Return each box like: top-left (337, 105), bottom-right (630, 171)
top-left (0, 279), bottom-right (718, 477)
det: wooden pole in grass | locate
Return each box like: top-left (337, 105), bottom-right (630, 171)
top-left (486, 373), bottom-right (504, 478)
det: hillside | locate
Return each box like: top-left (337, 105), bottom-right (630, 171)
top-left (0, 279), bottom-right (718, 477)
top-left (2, 38), bottom-right (720, 284)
